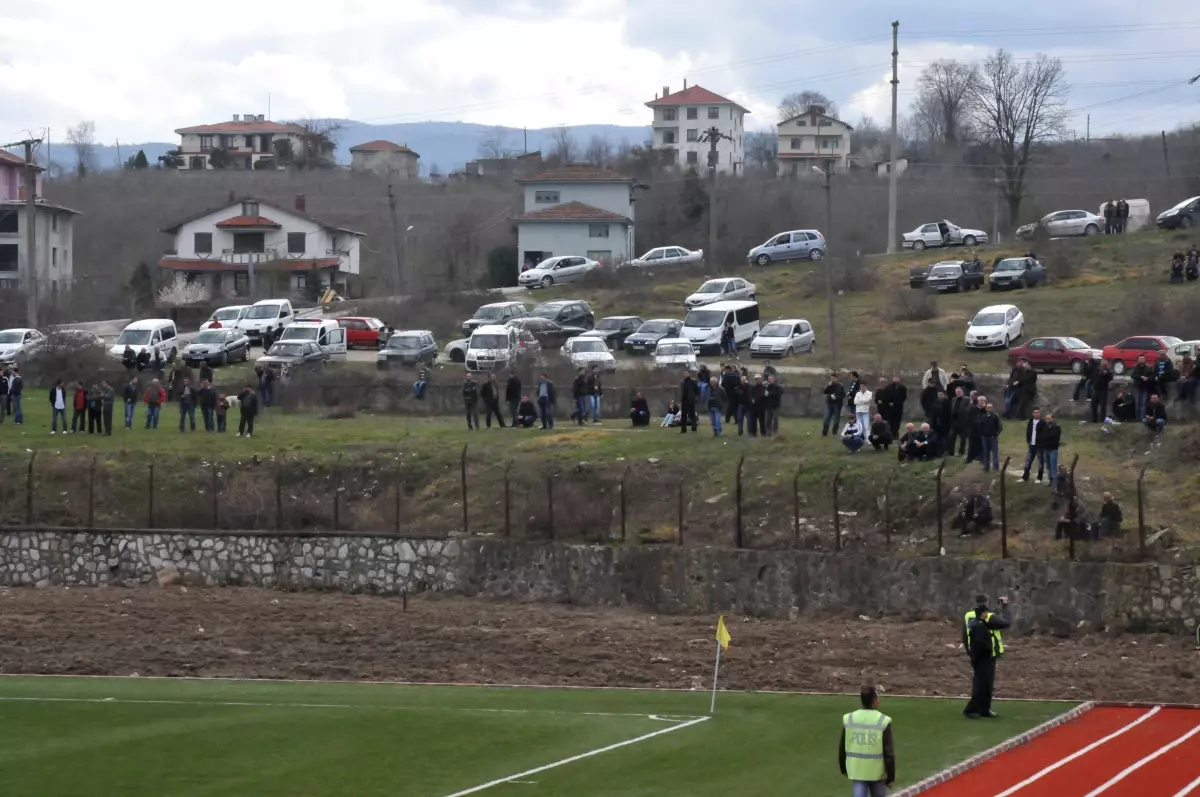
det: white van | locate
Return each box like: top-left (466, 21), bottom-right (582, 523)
top-left (241, 299), bottom-right (297, 344)
top-left (1100, 199), bottom-right (1151, 233)
top-left (680, 300), bottom-right (760, 355)
top-left (200, 304), bottom-right (250, 331)
top-left (277, 318), bottom-right (347, 358)
top-left (108, 319), bottom-right (179, 361)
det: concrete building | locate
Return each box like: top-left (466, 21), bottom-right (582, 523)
top-left (776, 106), bottom-right (854, 176)
top-left (464, 151), bottom-right (543, 179)
top-left (512, 165), bottom-right (636, 272)
top-left (157, 194), bottom-right (364, 298)
top-left (174, 114), bottom-right (308, 170)
top-left (0, 150), bottom-right (80, 297)
top-left (349, 140), bottom-right (420, 179)
top-left (646, 83), bottom-right (748, 174)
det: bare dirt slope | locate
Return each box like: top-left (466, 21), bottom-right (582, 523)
top-left (1, 587), bottom-right (1195, 704)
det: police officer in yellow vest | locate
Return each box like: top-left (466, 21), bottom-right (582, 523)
top-left (963, 593), bottom-right (1012, 719)
top-left (838, 685), bottom-right (895, 797)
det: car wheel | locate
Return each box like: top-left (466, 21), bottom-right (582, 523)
top-left (451, 349), bottom-right (465, 364)
top-left (784, 347), bottom-right (793, 357)
top-left (809, 248), bottom-right (824, 261)
top-left (541, 276), bottom-right (553, 288)
top-left (748, 293), bottom-right (756, 301)
top-left (755, 254), bottom-right (771, 266)
top-left (913, 240), bottom-right (926, 251)
top-left (989, 284), bottom-right (998, 291)
top-left (1183, 216), bottom-right (1195, 229)
top-left (963, 235), bottom-right (977, 246)
top-left (584, 319), bottom-right (594, 330)
top-left (1003, 335), bottom-right (1011, 349)
top-left (1070, 359), bottom-right (1084, 375)
top-left (220, 352), bottom-right (229, 367)
top-left (1112, 361), bottom-right (1126, 375)
top-left (1084, 224), bottom-right (1099, 236)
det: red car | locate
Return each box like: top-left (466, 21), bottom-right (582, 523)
top-left (1006, 336), bottom-right (1101, 374)
top-left (336, 317), bottom-right (384, 348)
top-left (1100, 335), bottom-right (1183, 375)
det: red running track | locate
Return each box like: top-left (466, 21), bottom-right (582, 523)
top-left (919, 706), bottom-right (1200, 796)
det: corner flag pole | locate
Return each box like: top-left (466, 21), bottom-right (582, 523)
top-left (710, 615), bottom-right (731, 715)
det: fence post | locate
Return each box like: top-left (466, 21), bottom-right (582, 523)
top-left (546, 472), bottom-right (555, 539)
top-left (332, 454), bottom-right (342, 532)
top-left (883, 466), bottom-right (896, 549)
top-left (792, 462), bottom-right (803, 548)
top-left (735, 455), bottom-right (745, 549)
top-left (832, 467), bottom-right (844, 551)
top-left (935, 458), bottom-right (947, 553)
top-left (620, 466), bottom-right (630, 543)
top-left (460, 444), bottom-right (469, 537)
top-left (1137, 465), bottom-right (1147, 559)
top-left (677, 478), bottom-right (685, 545)
top-left (1000, 456), bottom-right (1011, 559)
top-left (275, 456), bottom-right (283, 531)
top-left (1068, 454), bottom-right (1080, 561)
top-left (25, 452), bottom-right (36, 525)
top-left (87, 455), bottom-right (97, 528)
top-left (211, 458), bottom-right (219, 530)
top-left (147, 462), bottom-right (155, 529)
top-left (394, 457), bottom-right (402, 536)
top-left (503, 460), bottom-right (514, 537)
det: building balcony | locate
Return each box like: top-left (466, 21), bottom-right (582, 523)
top-left (326, 248), bottom-right (351, 258)
top-left (221, 248), bottom-right (278, 264)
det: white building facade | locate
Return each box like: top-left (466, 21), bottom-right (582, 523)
top-left (646, 84), bottom-right (748, 174)
top-left (0, 151), bottom-right (80, 298)
top-left (776, 107), bottom-right (854, 176)
top-left (512, 166), bottom-right (636, 272)
top-left (174, 115), bottom-right (308, 170)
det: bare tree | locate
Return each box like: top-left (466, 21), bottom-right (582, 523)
top-left (967, 50), bottom-right (1069, 226)
top-left (583, 134), bottom-right (612, 167)
top-left (294, 118), bottom-right (343, 169)
top-left (744, 131), bottom-right (777, 172)
top-left (850, 116), bottom-right (887, 164)
top-left (779, 91), bottom-right (837, 121)
top-left (477, 127), bottom-right (511, 160)
top-left (549, 126), bottom-right (577, 164)
top-left (912, 60), bottom-right (980, 151)
top-left (66, 121), bottom-right (97, 178)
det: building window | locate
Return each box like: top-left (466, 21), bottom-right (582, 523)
top-left (663, 131), bottom-right (676, 145)
top-left (686, 129), bottom-right (698, 142)
top-left (821, 139), bottom-right (840, 150)
top-left (791, 138), bottom-right (802, 150)
top-left (708, 106), bottom-right (720, 119)
top-left (194, 232), bottom-right (213, 254)
top-left (0, 211), bottom-right (17, 235)
top-left (234, 272), bottom-right (250, 295)
top-left (686, 151), bottom-right (698, 165)
top-left (662, 108), bottom-right (676, 121)
top-left (295, 273), bottom-right (308, 291)
top-left (796, 120), bottom-right (807, 127)
top-left (51, 213), bottom-right (58, 232)
top-left (588, 224), bottom-right (609, 238)
top-left (586, 250), bottom-right (612, 265)
top-left (242, 201), bottom-right (259, 216)
top-left (51, 247), bottom-right (57, 266)
top-left (287, 232), bottom-right (306, 254)
top-left (199, 135), bottom-right (214, 150)
top-left (818, 120), bottom-right (831, 127)
top-left (534, 190), bottom-right (560, 204)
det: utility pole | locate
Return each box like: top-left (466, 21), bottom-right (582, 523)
top-left (699, 127), bottom-right (732, 268)
top-left (1086, 115), bottom-right (1090, 145)
top-left (523, 127), bottom-right (528, 154)
top-left (7, 138), bottom-right (43, 329)
top-left (886, 20), bottom-right (900, 254)
top-left (115, 138), bottom-right (122, 169)
top-left (818, 166), bottom-right (838, 363)
top-left (1162, 131), bottom-right (1171, 176)
top-left (386, 183), bottom-right (405, 295)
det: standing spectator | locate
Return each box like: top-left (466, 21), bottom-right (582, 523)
top-left (1016, 362), bottom-right (1038, 420)
top-left (480, 373), bottom-right (506, 429)
top-left (873, 377), bottom-right (890, 425)
top-left (929, 390), bottom-right (949, 444)
top-left (947, 388), bottom-right (972, 457)
top-left (1103, 200), bottom-right (1115, 235)
top-left (1072, 356), bottom-right (1094, 402)
top-left (949, 365), bottom-right (976, 397)
top-left (1143, 393), bottom-right (1167, 432)
top-left (198, 362), bottom-right (213, 386)
top-left (965, 395), bottom-right (987, 464)
top-left (845, 371), bottom-right (862, 420)
top-left (587, 365), bottom-right (603, 424)
top-left (462, 372), bottom-right (480, 431)
top-left (236, 384), bottom-right (258, 438)
top-left (730, 375), bottom-right (748, 435)
top-left (841, 417), bottom-right (865, 453)
top-left (1041, 414), bottom-right (1062, 491)
top-left (571, 368), bottom-right (588, 425)
top-left (868, 414), bottom-right (893, 451)
top-left (707, 377), bottom-right (726, 437)
top-left (979, 402), bottom-right (1003, 472)
top-left (764, 375), bottom-right (783, 436)
top-left (0, 368), bottom-right (8, 425)
top-left (721, 320), bottom-right (737, 357)
top-left (261, 367), bottom-right (276, 408)
top-left (1092, 360), bottom-right (1114, 423)
top-left (629, 392), bottom-right (650, 426)
top-left (71, 380), bottom-right (87, 434)
top-left (536, 373), bottom-right (556, 430)
top-left (178, 378), bottom-right (197, 432)
top-left (1118, 198), bottom-right (1129, 233)
top-left (1003, 361), bottom-right (1023, 420)
top-left (87, 383), bottom-right (103, 434)
top-left (747, 374), bottom-right (766, 437)
top-left (505, 371), bottom-right (522, 427)
top-left (1188, 244), bottom-right (1200, 281)
top-left (821, 374), bottom-right (845, 437)
top-left (697, 364), bottom-right (711, 404)
top-left (1019, 408), bottom-right (1045, 484)
top-left (1130, 354), bottom-right (1154, 421)
top-left (853, 383), bottom-right (874, 431)
top-left (216, 392), bottom-right (229, 433)
top-left (922, 361), bottom-right (949, 392)
top-left (122, 377), bottom-right (139, 429)
top-left (1153, 352), bottom-right (1173, 398)
top-left (100, 381), bottom-right (115, 436)
top-left (919, 379), bottom-right (939, 424)
top-left (1178, 355), bottom-right (1196, 402)
top-left (887, 376), bottom-right (907, 436)
top-left (49, 379), bottom-right (68, 434)
top-left (721, 365), bottom-right (740, 424)
top-left (679, 370), bottom-right (699, 434)
top-left (198, 380), bottom-right (217, 432)
top-left (1170, 252), bottom-right (1185, 283)
top-left (9, 366), bottom-right (22, 425)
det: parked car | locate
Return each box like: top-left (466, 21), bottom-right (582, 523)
top-left (1015, 210), bottom-right (1103, 240)
top-left (749, 318), bottom-right (815, 358)
top-left (579, 316), bottom-right (643, 350)
top-left (23, 330), bottom-right (104, 364)
top-left (200, 305), bottom-right (250, 331)
top-left (562, 336), bottom-right (616, 371)
top-left (902, 220), bottom-right (988, 251)
top-left (443, 337), bottom-right (470, 363)
top-left (965, 304), bottom-right (1025, 349)
top-left (256, 340), bottom-right (329, 371)
top-left (1156, 196), bottom-right (1200, 230)
top-left (336, 316), bottom-right (385, 348)
top-left (623, 319), bottom-right (683, 355)
top-left (1007, 337), bottom-right (1101, 374)
top-left (924, 260), bottom-right (984, 293)
top-left (529, 300), bottom-right (594, 329)
top-left (182, 329), bottom-right (251, 367)
top-left (628, 246), bottom-right (703, 268)
top-left (518, 255), bottom-right (599, 288)
top-left (377, 330), bottom-right (438, 368)
top-left (681, 300), bottom-right (760, 354)
top-left (988, 257), bottom-right (1046, 291)
top-left (746, 229), bottom-right (826, 265)
top-left (1171, 340), bottom-right (1200, 362)
top-left (241, 299), bottom-right (298, 345)
top-left (684, 277), bottom-right (756, 307)
top-left (279, 318), bottom-right (348, 358)
top-left (505, 316), bottom-right (586, 349)
top-left (0, 328), bottom-right (46, 364)
top-left (653, 338), bottom-right (698, 370)
top-left (465, 324), bottom-right (540, 372)
top-left (107, 319), bottom-right (179, 362)
top-left (462, 301), bottom-right (528, 333)
top-left (909, 265), bottom-right (929, 290)
top-left (1100, 335), bottom-right (1183, 375)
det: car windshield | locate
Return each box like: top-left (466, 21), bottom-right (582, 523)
top-left (473, 306), bottom-right (506, 319)
top-left (972, 313), bottom-right (1006, 327)
top-left (470, 334), bottom-right (508, 349)
top-left (1170, 197), bottom-right (1199, 211)
top-left (696, 281), bottom-right (726, 294)
top-left (1163, 336), bottom-right (1184, 347)
top-left (213, 308), bottom-right (244, 321)
top-left (595, 319), bottom-right (625, 330)
top-left (267, 343), bottom-right (304, 357)
top-left (760, 322), bottom-right (793, 337)
top-left (637, 322), bottom-right (672, 334)
top-left (246, 304), bottom-right (283, 319)
top-left (530, 304), bottom-right (565, 319)
top-left (116, 329), bottom-right (152, 345)
top-left (192, 331), bottom-right (226, 344)
top-left (930, 266), bottom-right (961, 277)
top-left (684, 309), bottom-right (725, 327)
top-left (281, 327), bottom-right (319, 340)
top-left (658, 343), bottom-right (693, 356)
top-left (572, 339), bottom-right (607, 353)
top-left (387, 335), bottom-right (423, 350)
top-left (996, 259), bottom-right (1027, 272)
top-left (1062, 338), bottom-right (1090, 349)
top-left (0, 331), bottom-right (24, 344)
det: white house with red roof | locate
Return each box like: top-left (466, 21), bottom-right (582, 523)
top-left (349, 140), bottom-right (420, 179)
top-left (157, 194), bottom-right (364, 298)
top-left (776, 106), bottom-right (854, 176)
top-left (0, 149), bottom-right (80, 295)
top-left (511, 165), bottom-right (636, 272)
top-left (646, 83), bottom-right (748, 174)
top-left (174, 114), bottom-right (308, 170)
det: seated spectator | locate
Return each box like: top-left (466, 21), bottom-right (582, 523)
top-left (1112, 389), bottom-right (1136, 423)
top-left (413, 367), bottom-right (429, 400)
top-left (1055, 491), bottom-right (1087, 541)
top-left (868, 414), bottom-right (892, 451)
top-left (1171, 251), bottom-right (1186, 283)
top-left (630, 392), bottom-right (650, 427)
top-left (1143, 393), bottom-right (1167, 432)
top-left (516, 396), bottom-right (538, 428)
top-left (1092, 492), bottom-right (1123, 539)
top-left (952, 486), bottom-right (993, 536)
top-left (841, 417), bottom-right (865, 453)
top-left (662, 400), bottom-right (681, 428)
top-left (897, 423), bottom-right (931, 462)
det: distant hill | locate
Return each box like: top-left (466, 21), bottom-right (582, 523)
top-left (48, 121), bottom-right (652, 176)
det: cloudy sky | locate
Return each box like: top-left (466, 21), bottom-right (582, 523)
top-left (2, 0), bottom-right (1199, 145)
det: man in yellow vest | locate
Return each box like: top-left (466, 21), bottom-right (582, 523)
top-left (838, 685), bottom-right (895, 796)
top-left (963, 594), bottom-right (1012, 719)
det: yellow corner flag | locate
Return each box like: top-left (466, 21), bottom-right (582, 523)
top-left (715, 615), bottom-right (732, 650)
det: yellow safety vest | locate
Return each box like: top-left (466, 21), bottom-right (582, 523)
top-left (964, 610), bottom-right (1004, 657)
top-left (843, 708), bottom-right (890, 782)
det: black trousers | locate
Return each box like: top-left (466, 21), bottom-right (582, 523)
top-left (88, 407), bottom-right (101, 433)
top-left (464, 400), bottom-right (479, 430)
top-left (483, 400), bottom-right (505, 428)
top-left (946, 426), bottom-right (967, 457)
top-left (965, 656), bottom-right (997, 716)
top-left (102, 406), bottom-right (113, 435)
top-left (1091, 390), bottom-right (1108, 423)
top-left (679, 404), bottom-right (697, 433)
top-left (238, 413), bottom-right (255, 435)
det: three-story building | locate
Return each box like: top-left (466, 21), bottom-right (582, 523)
top-left (645, 83), bottom-right (748, 174)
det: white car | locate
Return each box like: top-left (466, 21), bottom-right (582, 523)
top-left (518, 256), bottom-right (599, 288)
top-left (200, 304), bottom-right (251, 331)
top-left (749, 319), bottom-right (815, 358)
top-left (902, 220), bottom-right (988, 251)
top-left (1016, 210), bottom-right (1103, 241)
top-left (653, 338), bottom-right (698, 370)
top-left (965, 304), bottom-right (1025, 350)
top-left (628, 246), bottom-right (703, 268)
top-left (0, 328), bottom-right (46, 363)
top-left (443, 337), bottom-right (470, 363)
top-left (684, 277), bottom-right (756, 308)
top-left (562, 336), bottom-right (616, 371)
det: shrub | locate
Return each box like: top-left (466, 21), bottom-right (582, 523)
top-left (21, 332), bottom-right (113, 386)
top-left (884, 289), bottom-right (941, 322)
top-left (1043, 247), bottom-right (1080, 282)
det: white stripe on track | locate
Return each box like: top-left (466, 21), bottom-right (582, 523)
top-left (1082, 721), bottom-right (1200, 796)
top-left (1171, 775), bottom-right (1200, 797)
top-left (992, 706), bottom-right (1162, 797)
top-left (439, 715), bottom-right (710, 797)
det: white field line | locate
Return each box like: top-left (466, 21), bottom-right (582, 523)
top-left (1081, 720), bottom-right (1200, 796)
top-left (439, 715), bottom-right (710, 797)
top-left (1172, 775), bottom-right (1200, 797)
top-left (992, 706), bottom-right (1162, 797)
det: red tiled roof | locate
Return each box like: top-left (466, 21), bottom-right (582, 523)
top-left (516, 165), bottom-right (633, 184)
top-left (349, 140), bottom-right (416, 153)
top-left (175, 120), bottom-right (307, 135)
top-left (215, 215), bottom-right (282, 229)
top-left (512, 201), bottom-right (632, 223)
top-left (161, 197), bottom-right (364, 236)
top-left (0, 149), bottom-right (44, 170)
top-left (645, 84), bottom-right (749, 113)
top-left (158, 257), bottom-right (342, 272)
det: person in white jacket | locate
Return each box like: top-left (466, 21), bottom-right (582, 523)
top-left (853, 384), bottom-right (874, 429)
top-left (922, 361), bottom-right (949, 392)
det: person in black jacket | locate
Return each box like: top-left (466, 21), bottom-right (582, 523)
top-left (886, 376), bottom-right (907, 436)
top-left (1072, 356), bottom-right (1094, 402)
top-left (571, 368), bottom-right (588, 425)
top-left (1040, 414), bottom-right (1062, 491)
top-left (122, 344), bottom-right (137, 371)
top-left (679, 370), bottom-right (699, 434)
top-left (979, 403), bottom-right (1003, 472)
top-left (1130, 354), bottom-right (1154, 421)
top-left (1091, 360), bottom-right (1114, 423)
top-left (965, 395), bottom-right (986, 463)
top-left (1112, 388), bottom-right (1136, 423)
top-left (516, 395), bottom-right (538, 427)
top-left (919, 379), bottom-right (939, 422)
top-left (480, 373), bottom-right (506, 428)
top-left (629, 392), bottom-right (650, 427)
top-left (822, 374), bottom-right (845, 436)
top-left (764, 375), bottom-right (783, 436)
top-left (462, 373), bottom-right (480, 430)
top-left (586, 365), bottom-right (603, 424)
top-left (696, 364), bottom-right (711, 404)
top-left (122, 377), bottom-right (140, 429)
top-left (731, 375), bottom-right (749, 435)
top-left (720, 365), bottom-right (740, 423)
top-left (946, 388), bottom-right (971, 457)
top-left (505, 372), bottom-right (522, 427)
top-left (868, 414), bottom-right (893, 451)
top-left (1143, 393), bottom-right (1167, 432)
top-left (963, 595), bottom-right (1012, 719)
top-left (1019, 408), bottom-right (1045, 484)
top-left (1016, 364), bottom-right (1037, 421)
top-left (747, 374), bottom-right (766, 437)
top-left (197, 380), bottom-right (217, 432)
top-left (236, 384), bottom-right (259, 437)
top-left (100, 381), bottom-right (115, 436)
top-left (535, 373), bottom-right (556, 429)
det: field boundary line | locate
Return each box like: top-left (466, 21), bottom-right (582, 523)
top-left (1171, 774), bottom-right (1200, 797)
top-left (439, 715), bottom-right (709, 797)
top-left (1081, 718), bottom-right (1200, 797)
top-left (891, 702), bottom-right (1096, 797)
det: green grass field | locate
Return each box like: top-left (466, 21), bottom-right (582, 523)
top-left (0, 676), bottom-right (1069, 796)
